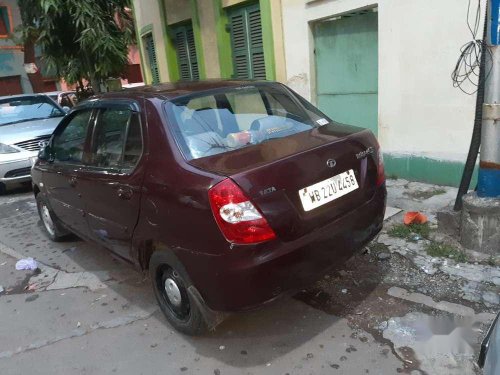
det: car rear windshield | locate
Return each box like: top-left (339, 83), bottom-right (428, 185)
top-left (164, 84), bottom-right (331, 160)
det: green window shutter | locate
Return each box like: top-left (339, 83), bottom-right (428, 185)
top-left (228, 3), bottom-right (265, 80)
top-left (144, 33), bottom-right (160, 84)
top-left (173, 24), bottom-right (200, 81)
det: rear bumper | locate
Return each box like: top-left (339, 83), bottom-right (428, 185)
top-left (179, 185), bottom-right (387, 312)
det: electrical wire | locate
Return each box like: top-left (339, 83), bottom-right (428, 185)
top-left (451, 0), bottom-right (492, 95)
top-left (454, 0), bottom-right (489, 210)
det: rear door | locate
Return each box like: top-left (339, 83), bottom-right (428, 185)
top-left (44, 109), bottom-right (93, 237)
top-left (77, 104), bottom-right (146, 260)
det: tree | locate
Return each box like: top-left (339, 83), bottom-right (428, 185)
top-left (16, 0), bottom-right (45, 93)
top-left (16, 0), bottom-right (134, 97)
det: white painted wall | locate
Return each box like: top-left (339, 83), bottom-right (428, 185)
top-left (282, 0), bottom-right (484, 162)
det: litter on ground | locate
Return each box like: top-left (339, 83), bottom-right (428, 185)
top-left (15, 257), bottom-right (38, 271)
top-left (403, 211), bottom-right (428, 225)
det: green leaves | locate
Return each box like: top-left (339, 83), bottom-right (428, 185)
top-left (16, 0), bottom-right (133, 89)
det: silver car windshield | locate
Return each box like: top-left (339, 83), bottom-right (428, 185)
top-left (0, 96), bottom-right (65, 126)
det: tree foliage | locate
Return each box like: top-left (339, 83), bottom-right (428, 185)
top-left (17, 0), bottom-right (134, 93)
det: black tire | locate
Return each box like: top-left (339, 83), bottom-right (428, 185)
top-left (0, 183), bottom-right (6, 196)
top-left (36, 194), bottom-right (71, 241)
top-left (149, 251), bottom-right (208, 335)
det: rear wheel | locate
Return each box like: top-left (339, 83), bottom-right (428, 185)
top-left (36, 194), bottom-right (70, 241)
top-left (149, 252), bottom-right (207, 335)
top-left (0, 183), bottom-right (6, 196)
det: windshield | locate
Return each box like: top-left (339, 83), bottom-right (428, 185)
top-left (164, 84), bottom-right (331, 160)
top-left (0, 96), bottom-right (65, 126)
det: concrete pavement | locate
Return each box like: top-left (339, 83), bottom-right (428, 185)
top-left (0, 180), bottom-right (497, 374)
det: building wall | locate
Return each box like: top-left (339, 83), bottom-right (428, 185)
top-left (132, 0), bottom-right (286, 83)
top-left (164, 0), bottom-right (191, 25)
top-left (281, 0), bottom-right (483, 186)
top-left (133, 0), bottom-right (171, 83)
top-left (0, 0), bottom-right (33, 93)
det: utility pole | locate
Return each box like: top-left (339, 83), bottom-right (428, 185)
top-left (454, 0), bottom-right (500, 254)
top-left (478, 0), bottom-right (500, 197)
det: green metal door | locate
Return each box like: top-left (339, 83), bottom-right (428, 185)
top-left (314, 10), bottom-right (378, 135)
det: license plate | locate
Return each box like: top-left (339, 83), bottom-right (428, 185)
top-left (299, 169), bottom-right (359, 211)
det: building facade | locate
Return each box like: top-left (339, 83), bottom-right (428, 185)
top-left (0, 0), bottom-right (59, 95)
top-left (132, 0), bottom-right (482, 187)
top-left (132, 0), bottom-right (286, 84)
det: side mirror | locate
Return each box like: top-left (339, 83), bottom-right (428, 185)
top-left (38, 145), bottom-right (53, 162)
top-left (62, 106), bottom-right (70, 113)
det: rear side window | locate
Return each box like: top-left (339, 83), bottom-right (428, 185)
top-left (164, 84), bottom-right (329, 160)
top-left (52, 110), bottom-right (92, 164)
top-left (91, 108), bottom-right (142, 171)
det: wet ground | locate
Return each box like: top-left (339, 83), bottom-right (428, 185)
top-left (0, 180), bottom-right (497, 374)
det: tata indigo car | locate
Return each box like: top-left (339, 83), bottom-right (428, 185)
top-left (32, 81), bottom-right (386, 334)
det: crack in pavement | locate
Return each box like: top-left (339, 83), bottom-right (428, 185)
top-left (0, 309), bottom-right (158, 359)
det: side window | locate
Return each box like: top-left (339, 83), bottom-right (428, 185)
top-left (123, 114), bottom-right (143, 171)
top-left (52, 110), bottom-right (92, 163)
top-left (92, 108), bottom-right (142, 171)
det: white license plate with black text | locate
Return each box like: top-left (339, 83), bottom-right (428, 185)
top-left (299, 169), bottom-right (359, 211)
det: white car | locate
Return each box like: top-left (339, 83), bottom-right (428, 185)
top-left (0, 94), bottom-right (67, 194)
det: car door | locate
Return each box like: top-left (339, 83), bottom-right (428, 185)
top-left (77, 103), bottom-right (146, 260)
top-left (44, 109), bottom-right (94, 237)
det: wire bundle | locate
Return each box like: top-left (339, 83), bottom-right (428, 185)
top-left (452, 0), bottom-right (491, 95)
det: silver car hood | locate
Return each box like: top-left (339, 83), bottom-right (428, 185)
top-left (0, 117), bottom-right (64, 145)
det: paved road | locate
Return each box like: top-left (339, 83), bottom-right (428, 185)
top-left (0, 182), bottom-right (495, 374)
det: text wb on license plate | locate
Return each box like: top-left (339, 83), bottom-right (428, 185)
top-left (299, 169), bottom-right (359, 211)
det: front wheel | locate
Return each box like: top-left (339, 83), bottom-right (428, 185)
top-left (149, 252), bottom-right (208, 335)
top-left (36, 194), bottom-right (70, 241)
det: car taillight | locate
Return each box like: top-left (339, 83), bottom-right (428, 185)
top-left (208, 178), bottom-right (276, 245)
top-left (376, 145), bottom-right (385, 187)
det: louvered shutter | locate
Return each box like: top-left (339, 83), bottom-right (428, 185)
top-left (144, 34), bottom-right (160, 84)
top-left (228, 4), bottom-right (265, 80)
top-left (173, 24), bottom-right (200, 81)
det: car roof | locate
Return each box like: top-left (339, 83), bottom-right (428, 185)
top-left (92, 79), bottom-right (276, 101)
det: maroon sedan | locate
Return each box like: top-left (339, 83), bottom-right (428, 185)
top-left (32, 81), bottom-right (386, 334)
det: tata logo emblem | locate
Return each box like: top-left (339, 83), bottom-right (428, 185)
top-left (326, 159), bottom-right (337, 168)
top-left (38, 141), bottom-right (49, 149)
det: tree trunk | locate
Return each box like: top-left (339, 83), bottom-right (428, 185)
top-left (90, 75), bottom-right (101, 94)
top-left (23, 38), bottom-right (45, 93)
